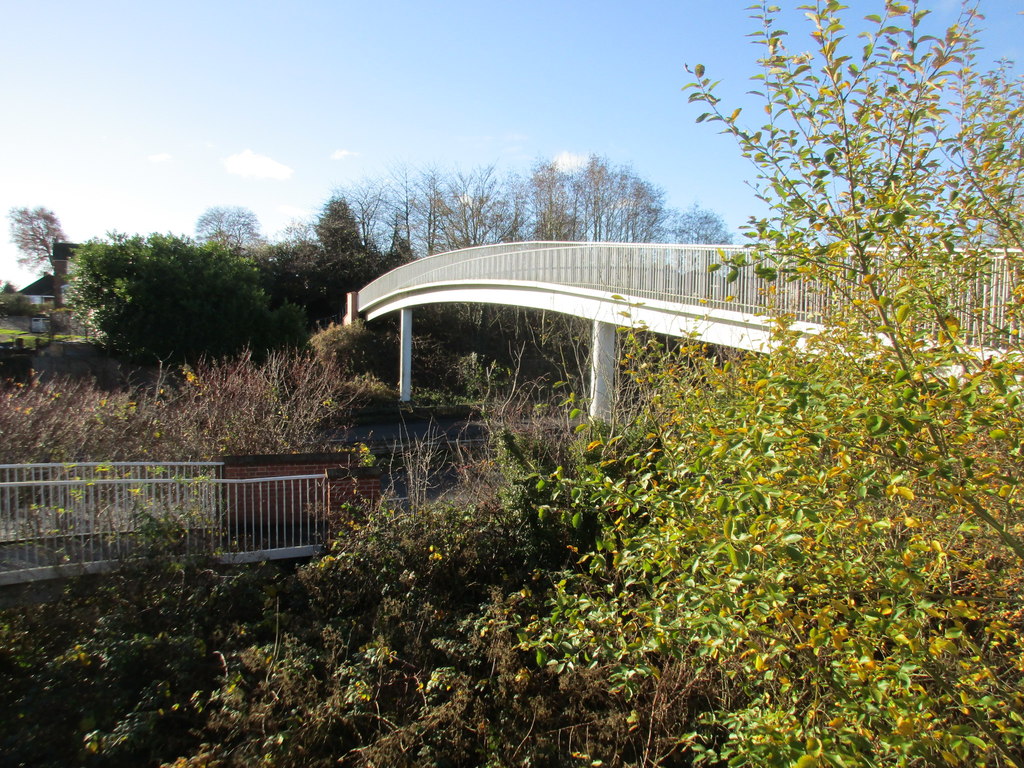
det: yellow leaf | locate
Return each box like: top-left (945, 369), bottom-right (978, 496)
top-left (896, 717), bottom-right (915, 736)
top-left (887, 485), bottom-right (915, 500)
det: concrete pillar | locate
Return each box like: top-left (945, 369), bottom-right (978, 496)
top-left (342, 292), bottom-right (359, 325)
top-left (589, 320), bottom-right (616, 420)
top-left (399, 308), bottom-right (413, 402)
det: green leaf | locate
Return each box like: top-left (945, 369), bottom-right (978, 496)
top-left (865, 412), bottom-right (888, 435)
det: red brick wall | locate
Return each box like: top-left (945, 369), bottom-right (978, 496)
top-left (220, 452), bottom-right (381, 527)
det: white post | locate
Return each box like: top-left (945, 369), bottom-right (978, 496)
top-left (399, 308), bottom-right (413, 402)
top-left (589, 320), bottom-right (616, 420)
top-left (342, 291), bottom-right (359, 325)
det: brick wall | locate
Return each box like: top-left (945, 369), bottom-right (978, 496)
top-left (220, 452), bottom-right (381, 528)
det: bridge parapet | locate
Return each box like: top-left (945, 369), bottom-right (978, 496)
top-left (359, 241), bottom-right (1022, 349)
top-left (359, 241), bottom-right (817, 322)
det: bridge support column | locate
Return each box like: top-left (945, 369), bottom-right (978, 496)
top-left (399, 308), bottom-right (413, 402)
top-left (589, 320), bottom-right (616, 421)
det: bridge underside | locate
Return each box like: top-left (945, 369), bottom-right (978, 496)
top-left (360, 279), bottom-right (821, 419)
top-left (362, 279), bottom-right (809, 350)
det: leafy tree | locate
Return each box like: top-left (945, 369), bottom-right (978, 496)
top-left (67, 233), bottom-right (305, 364)
top-left (195, 206), bottom-right (264, 252)
top-left (258, 196), bottom-right (410, 324)
top-left (7, 206), bottom-right (67, 270)
top-left (314, 197), bottom-right (368, 266)
top-left (686, 0), bottom-right (1024, 560)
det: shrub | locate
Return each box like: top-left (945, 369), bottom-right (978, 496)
top-left (310, 320), bottom-right (395, 382)
top-left (524, 343), bottom-right (1024, 765)
top-left (0, 292), bottom-right (39, 318)
top-left (67, 233), bottom-right (308, 364)
top-left (518, 5), bottom-right (1024, 764)
top-left (0, 349), bottom-right (355, 462)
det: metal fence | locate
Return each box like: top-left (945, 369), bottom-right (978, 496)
top-left (0, 462), bottom-right (334, 584)
top-left (358, 242), bottom-right (1022, 347)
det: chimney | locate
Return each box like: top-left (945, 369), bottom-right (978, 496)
top-left (50, 242), bottom-right (77, 308)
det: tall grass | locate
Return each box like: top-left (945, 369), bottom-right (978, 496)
top-left (0, 349), bottom-right (360, 462)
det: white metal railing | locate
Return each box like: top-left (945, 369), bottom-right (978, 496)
top-left (0, 463), bottom-right (337, 584)
top-left (358, 242), bottom-right (1022, 347)
top-left (0, 461), bottom-right (222, 487)
top-left (360, 242), bottom-right (773, 316)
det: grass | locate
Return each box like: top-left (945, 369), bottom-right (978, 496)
top-left (0, 318), bottom-right (86, 348)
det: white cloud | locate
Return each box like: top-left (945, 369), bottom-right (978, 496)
top-left (223, 149), bottom-right (293, 180)
top-left (147, 153), bottom-right (172, 163)
top-left (330, 149), bottom-right (358, 160)
top-left (553, 151), bottom-right (588, 172)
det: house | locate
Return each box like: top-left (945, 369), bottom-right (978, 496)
top-left (18, 273), bottom-right (55, 305)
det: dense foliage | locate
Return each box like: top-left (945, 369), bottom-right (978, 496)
top-left (528, 2), bottom-right (1024, 763)
top-left (67, 233), bottom-right (306, 364)
top-left (256, 198), bottom-right (411, 325)
top-left (525, 337), bottom-right (1024, 765)
top-left (0, 289), bottom-right (38, 318)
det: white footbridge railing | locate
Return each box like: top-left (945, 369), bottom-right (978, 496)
top-left (0, 462), bottom-right (336, 586)
top-left (359, 242), bottom-right (1021, 343)
top-left (360, 242), bottom-right (782, 321)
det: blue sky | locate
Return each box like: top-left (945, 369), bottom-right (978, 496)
top-left (2, 0), bottom-right (1022, 287)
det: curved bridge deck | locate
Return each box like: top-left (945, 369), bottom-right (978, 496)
top-left (359, 242), bottom-right (828, 349)
top-left (357, 241), bottom-right (1019, 416)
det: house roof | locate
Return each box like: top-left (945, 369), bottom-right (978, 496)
top-left (19, 273), bottom-right (55, 297)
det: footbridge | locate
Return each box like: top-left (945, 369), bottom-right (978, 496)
top-left (356, 241), bottom-right (1016, 418)
top-left (356, 242), bottom-right (832, 418)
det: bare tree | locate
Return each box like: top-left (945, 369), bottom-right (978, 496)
top-left (530, 160), bottom-right (583, 240)
top-left (317, 160), bottom-right (729, 261)
top-left (339, 178), bottom-right (393, 254)
top-left (411, 166), bottom-right (448, 257)
top-left (438, 166), bottom-right (528, 251)
top-left (528, 155), bottom-right (669, 243)
top-left (7, 206), bottom-right (67, 270)
top-left (670, 203), bottom-right (733, 244)
top-left (195, 206), bottom-right (264, 251)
